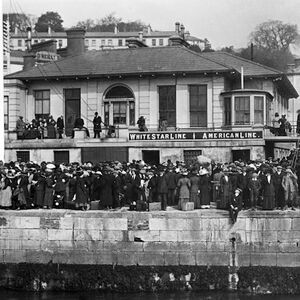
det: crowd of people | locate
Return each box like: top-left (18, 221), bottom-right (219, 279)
top-left (271, 113), bottom-right (292, 136)
top-left (16, 115), bottom-right (65, 140)
top-left (0, 157), bottom-right (299, 223)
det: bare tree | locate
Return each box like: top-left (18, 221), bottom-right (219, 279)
top-left (250, 20), bottom-right (298, 51)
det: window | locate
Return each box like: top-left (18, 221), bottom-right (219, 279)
top-left (254, 96), bottom-right (264, 124)
top-left (104, 85), bottom-right (135, 126)
top-left (104, 103), bottom-right (109, 126)
top-left (35, 90), bottom-right (50, 120)
top-left (113, 102), bottom-right (127, 124)
top-left (129, 102), bottom-right (135, 126)
top-left (159, 39), bottom-right (164, 46)
top-left (16, 151), bottom-right (30, 162)
top-left (152, 39), bottom-right (156, 46)
top-left (4, 96), bottom-right (8, 130)
top-left (235, 96), bottom-right (250, 125)
top-left (34, 39), bottom-right (39, 44)
top-left (92, 40), bottom-right (96, 47)
top-left (118, 39), bottom-right (123, 46)
top-left (224, 97), bottom-right (231, 126)
top-left (85, 39), bottom-right (89, 46)
top-left (17, 40), bottom-right (22, 47)
top-left (159, 86), bottom-right (176, 127)
top-left (101, 39), bottom-right (105, 46)
top-left (108, 39), bottom-right (112, 46)
top-left (189, 85), bottom-right (207, 127)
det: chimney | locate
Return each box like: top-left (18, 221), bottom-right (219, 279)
top-left (147, 25), bottom-right (151, 34)
top-left (175, 22), bottom-right (180, 34)
top-left (66, 27), bottom-right (86, 56)
top-left (168, 35), bottom-right (190, 48)
top-left (114, 24), bottom-right (118, 34)
top-left (185, 31), bottom-right (190, 39)
top-left (126, 37), bottom-right (148, 48)
top-left (138, 31), bottom-right (143, 40)
top-left (48, 25), bottom-right (51, 35)
top-left (25, 27), bottom-right (32, 51)
top-left (15, 26), bottom-right (18, 34)
top-left (23, 53), bottom-right (36, 70)
top-left (180, 24), bottom-right (185, 39)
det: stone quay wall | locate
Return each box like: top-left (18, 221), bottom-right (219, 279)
top-left (0, 209), bottom-right (299, 268)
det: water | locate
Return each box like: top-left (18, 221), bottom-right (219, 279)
top-left (0, 290), bottom-right (298, 300)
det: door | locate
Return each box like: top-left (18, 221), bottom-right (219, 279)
top-left (232, 150), bottom-right (250, 162)
top-left (65, 89), bottom-right (81, 136)
top-left (142, 150), bottom-right (160, 165)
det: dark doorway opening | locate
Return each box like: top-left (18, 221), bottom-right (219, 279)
top-left (65, 89), bottom-right (81, 137)
top-left (265, 141), bottom-right (275, 159)
top-left (142, 150), bottom-right (160, 165)
top-left (54, 151), bottom-right (70, 164)
top-left (232, 149), bottom-right (250, 162)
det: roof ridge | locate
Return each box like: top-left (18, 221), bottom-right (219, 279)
top-left (214, 51), bottom-right (282, 74)
top-left (182, 48), bottom-right (232, 71)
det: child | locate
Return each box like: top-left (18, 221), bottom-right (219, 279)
top-left (229, 188), bottom-right (243, 224)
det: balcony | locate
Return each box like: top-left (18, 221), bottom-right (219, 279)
top-left (5, 121), bottom-right (300, 150)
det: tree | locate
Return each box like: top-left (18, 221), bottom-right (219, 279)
top-left (35, 11), bottom-right (64, 32)
top-left (239, 45), bottom-right (294, 72)
top-left (3, 13), bottom-right (36, 33)
top-left (251, 20), bottom-right (298, 51)
top-left (75, 13), bottom-right (146, 32)
top-left (76, 19), bottom-right (95, 31)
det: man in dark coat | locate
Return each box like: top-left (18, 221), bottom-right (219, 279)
top-left (165, 168), bottom-right (178, 206)
top-left (261, 169), bottom-right (275, 210)
top-left (56, 115), bottom-right (64, 139)
top-left (93, 112), bottom-right (103, 138)
top-left (273, 165), bottom-right (285, 209)
top-left (157, 168), bottom-right (168, 210)
top-left (16, 116), bottom-right (26, 140)
top-left (237, 167), bottom-right (250, 209)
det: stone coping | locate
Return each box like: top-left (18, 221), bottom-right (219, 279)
top-left (0, 207), bottom-right (299, 218)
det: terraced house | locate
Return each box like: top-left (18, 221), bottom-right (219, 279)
top-left (4, 28), bottom-right (298, 164)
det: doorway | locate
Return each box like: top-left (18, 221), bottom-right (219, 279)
top-left (65, 89), bottom-right (81, 136)
top-left (232, 149), bottom-right (250, 162)
top-left (142, 150), bottom-right (160, 165)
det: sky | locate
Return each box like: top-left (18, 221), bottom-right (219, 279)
top-left (2, 0), bottom-right (300, 49)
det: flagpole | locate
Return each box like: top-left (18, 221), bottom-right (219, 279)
top-left (0, 13), bottom-right (5, 162)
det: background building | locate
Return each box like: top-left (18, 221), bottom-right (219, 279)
top-left (9, 22), bottom-right (206, 51)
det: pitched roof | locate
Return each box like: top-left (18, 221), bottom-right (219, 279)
top-left (201, 51), bottom-right (282, 77)
top-left (5, 47), bottom-right (231, 80)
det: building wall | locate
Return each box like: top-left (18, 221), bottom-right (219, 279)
top-left (23, 75), bottom-right (223, 133)
top-left (0, 210), bottom-right (299, 267)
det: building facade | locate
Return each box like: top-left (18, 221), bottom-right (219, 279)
top-left (4, 29), bottom-right (298, 165)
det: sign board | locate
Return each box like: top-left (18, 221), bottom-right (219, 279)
top-left (36, 51), bottom-right (59, 62)
top-left (129, 131), bottom-right (263, 141)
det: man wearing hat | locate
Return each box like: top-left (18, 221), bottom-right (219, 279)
top-left (261, 168), bottom-right (275, 210)
top-left (273, 165), bottom-right (285, 209)
top-left (248, 172), bottom-right (261, 210)
top-left (16, 116), bottom-right (26, 140)
top-left (229, 188), bottom-right (243, 224)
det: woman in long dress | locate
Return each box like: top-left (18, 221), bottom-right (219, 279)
top-left (0, 173), bottom-right (12, 208)
top-left (177, 170), bottom-right (191, 210)
top-left (189, 169), bottom-right (200, 209)
top-left (199, 168), bottom-right (211, 208)
top-left (219, 169), bottom-right (232, 209)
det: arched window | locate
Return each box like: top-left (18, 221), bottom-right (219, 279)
top-left (104, 85), bottom-right (135, 126)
